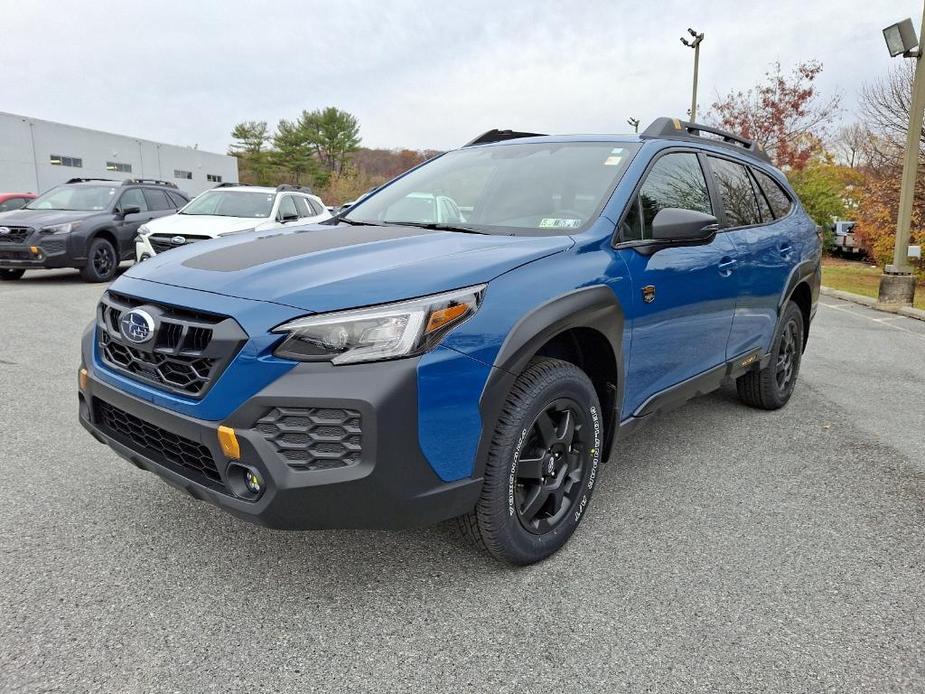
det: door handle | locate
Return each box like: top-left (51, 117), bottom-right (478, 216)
top-left (718, 257), bottom-right (737, 275)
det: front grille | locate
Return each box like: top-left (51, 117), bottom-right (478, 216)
top-left (94, 398), bottom-right (224, 490)
top-left (150, 234), bottom-right (211, 254)
top-left (0, 250), bottom-right (31, 260)
top-left (256, 407), bottom-right (363, 471)
top-left (0, 226), bottom-right (32, 244)
top-left (96, 291), bottom-right (246, 398)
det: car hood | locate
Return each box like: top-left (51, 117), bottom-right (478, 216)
top-left (124, 223), bottom-right (573, 313)
top-left (144, 214), bottom-right (269, 236)
top-left (0, 208), bottom-right (102, 228)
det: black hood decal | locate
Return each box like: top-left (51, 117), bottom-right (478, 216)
top-left (183, 224), bottom-right (430, 272)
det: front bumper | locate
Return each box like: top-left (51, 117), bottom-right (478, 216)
top-left (0, 238), bottom-right (75, 269)
top-left (135, 235), bottom-right (155, 262)
top-left (79, 337), bottom-right (482, 530)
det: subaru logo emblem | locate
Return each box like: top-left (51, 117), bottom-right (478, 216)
top-left (0, 227), bottom-right (9, 235)
top-left (171, 235), bottom-right (186, 246)
top-left (119, 309), bottom-right (155, 344)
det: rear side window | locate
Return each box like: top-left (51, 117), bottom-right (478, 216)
top-left (708, 157), bottom-right (762, 227)
top-left (278, 195), bottom-right (298, 220)
top-left (293, 196), bottom-right (311, 218)
top-left (167, 191), bottom-right (188, 208)
top-left (143, 188), bottom-right (173, 211)
top-left (753, 169), bottom-right (793, 219)
top-left (621, 152), bottom-right (712, 242)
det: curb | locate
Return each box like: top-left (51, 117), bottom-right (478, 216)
top-left (820, 285), bottom-right (925, 322)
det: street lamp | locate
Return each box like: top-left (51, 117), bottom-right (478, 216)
top-left (680, 28), bottom-right (704, 122)
top-left (627, 117), bottom-right (640, 134)
top-left (878, 10), bottom-right (925, 306)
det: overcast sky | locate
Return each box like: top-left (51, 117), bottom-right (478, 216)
top-left (2, 0), bottom-right (921, 153)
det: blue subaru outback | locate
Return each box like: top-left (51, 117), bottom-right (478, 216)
top-left (79, 118), bottom-right (820, 564)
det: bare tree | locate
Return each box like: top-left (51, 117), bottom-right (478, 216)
top-left (833, 122), bottom-right (871, 168)
top-left (858, 60), bottom-right (922, 165)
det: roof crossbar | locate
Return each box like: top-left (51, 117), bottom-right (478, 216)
top-left (640, 117), bottom-right (772, 164)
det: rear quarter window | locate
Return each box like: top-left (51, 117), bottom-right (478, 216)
top-left (753, 169), bottom-right (793, 219)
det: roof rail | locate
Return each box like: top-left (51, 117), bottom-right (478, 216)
top-left (640, 117), bottom-right (772, 164)
top-left (213, 182), bottom-right (245, 188)
top-left (276, 184), bottom-right (314, 194)
top-left (66, 177), bottom-right (115, 184)
top-left (121, 178), bottom-right (178, 189)
top-left (463, 129), bottom-right (547, 147)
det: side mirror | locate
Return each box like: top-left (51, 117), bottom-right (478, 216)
top-left (650, 208), bottom-right (718, 243)
top-left (279, 212), bottom-right (299, 223)
top-left (118, 205), bottom-right (141, 218)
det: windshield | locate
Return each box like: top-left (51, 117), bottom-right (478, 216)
top-left (344, 141), bottom-right (639, 234)
top-left (26, 185), bottom-right (118, 211)
top-left (180, 190), bottom-right (275, 218)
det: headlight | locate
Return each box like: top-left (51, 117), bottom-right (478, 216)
top-left (272, 285), bottom-right (485, 365)
top-left (41, 222), bottom-right (77, 235)
top-left (137, 224), bottom-right (151, 236)
top-left (218, 227), bottom-right (256, 237)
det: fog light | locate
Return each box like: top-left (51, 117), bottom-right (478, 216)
top-left (139, 253), bottom-right (151, 262)
top-left (244, 469), bottom-right (263, 495)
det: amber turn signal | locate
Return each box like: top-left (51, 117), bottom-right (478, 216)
top-left (78, 367), bottom-right (88, 390)
top-left (217, 425), bottom-right (240, 460)
top-left (425, 303), bottom-right (469, 335)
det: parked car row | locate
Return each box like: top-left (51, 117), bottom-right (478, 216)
top-left (0, 179), bottom-right (331, 282)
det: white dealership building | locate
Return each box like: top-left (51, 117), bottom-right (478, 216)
top-left (0, 111), bottom-right (238, 196)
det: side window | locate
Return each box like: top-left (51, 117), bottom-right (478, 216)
top-left (307, 198), bottom-right (325, 215)
top-left (293, 196), bottom-right (312, 218)
top-left (278, 195), bottom-right (298, 220)
top-left (167, 191), bottom-right (189, 208)
top-left (143, 189), bottom-right (172, 211)
top-left (707, 157), bottom-right (762, 228)
top-left (0, 197), bottom-right (29, 212)
top-left (118, 188), bottom-right (148, 213)
top-left (753, 169), bottom-right (793, 219)
top-left (749, 170), bottom-right (774, 222)
top-left (621, 152), bottom-right (712, 242)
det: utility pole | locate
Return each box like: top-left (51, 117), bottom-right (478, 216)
top-left (879, 10), bottom-right (925, 305)
top-left (627, 117), bottom-right (640, 134)
top-left (681, 28), bottom-right (704, 121)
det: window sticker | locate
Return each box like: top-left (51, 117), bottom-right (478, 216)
top-left (604, 148), bottom-right (626, 166)
top-left (539, 218), bottom-right (582, 229)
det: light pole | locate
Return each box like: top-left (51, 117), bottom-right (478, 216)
top-left (878, 12), bottom-right (925, 306)
top-left (681, 28), bottom-right (704, 122)
top-left (627, 117), bottom-right (640, 134)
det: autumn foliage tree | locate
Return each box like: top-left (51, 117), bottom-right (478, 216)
top-left (707, 61), bottom-right (841, 170)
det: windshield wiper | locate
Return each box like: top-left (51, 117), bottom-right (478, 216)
top-left (385, 221), bottom-right (489, 235)
top-left (335, 217), bottom-right (382, 227)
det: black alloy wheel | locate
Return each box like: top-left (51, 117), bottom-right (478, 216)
top-left (514, 398), bottom-right (590, 535)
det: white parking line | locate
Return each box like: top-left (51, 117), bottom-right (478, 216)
top-left (820, 302), bottom-right (925, 339)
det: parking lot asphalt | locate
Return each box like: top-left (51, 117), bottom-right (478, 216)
top-left (1, 268), bottom-right (924, 693)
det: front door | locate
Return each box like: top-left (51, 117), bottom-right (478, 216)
top-left (614, 150), bottom-right (740, 417)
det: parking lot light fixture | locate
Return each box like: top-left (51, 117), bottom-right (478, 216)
top-left (680, 28), bottom-right (704, 121)
top-left (878, 7), bottom-right (925, 306)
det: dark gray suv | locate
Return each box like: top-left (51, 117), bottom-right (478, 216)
top-left (0, 178), bottom-right (189, 282)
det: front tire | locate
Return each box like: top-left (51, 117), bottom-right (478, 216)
top-left (0, 269), bottom-right (25, 281)
top-left (459, 357), bottom-right (604, 565)
top-left (736, 300), bottom-right (804, 410)
top-left (80, 238), bottom-right (118, 283)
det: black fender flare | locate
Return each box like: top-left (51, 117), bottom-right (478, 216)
top-left (73, 224), bottom-right (118, 262)
top-left (473, 285), bottom-right (625, 477)
top-left (779, 258), bottom-right (821, 348)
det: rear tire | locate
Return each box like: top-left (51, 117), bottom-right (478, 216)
top-left (80, 238), bottom-right (118, 283)
top-left (458, 357), bottom-right (604, 565)
top-left (0, 269), bottom-right (25, 281)
top-left (736, 300), bottom-right (804, 410)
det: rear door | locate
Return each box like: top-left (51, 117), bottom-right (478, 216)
top-left (114, 188), bottom-right (151, 257)
top-left (705, 156), bottom-right (794, 357)
top-left (142, 188), bottom-right (177, 222)
top-left (615, 149), bottom-right (740, 417)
